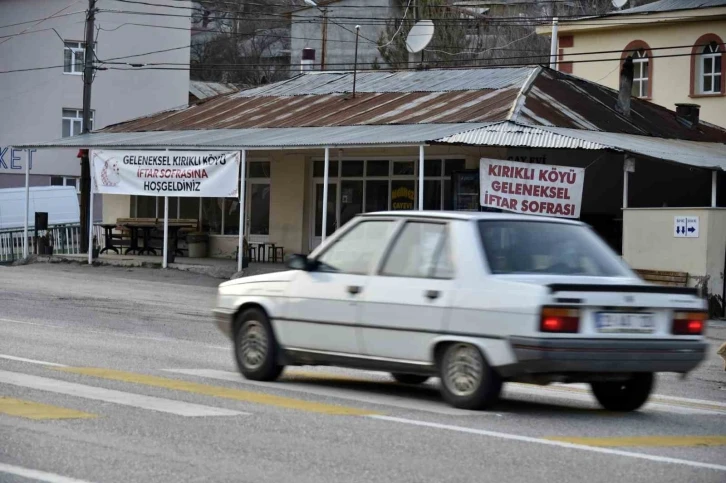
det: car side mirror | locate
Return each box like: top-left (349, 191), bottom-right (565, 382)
top-left (286, 253), bottom-right (315, 271)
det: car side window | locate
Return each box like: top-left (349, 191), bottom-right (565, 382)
top-left (381, 222), bottom-right (453, 279)
top-left (316, 220), bottom-right (395, 274)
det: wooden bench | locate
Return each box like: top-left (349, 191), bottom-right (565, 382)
top-left (633, 269), bottom-right (689, 287)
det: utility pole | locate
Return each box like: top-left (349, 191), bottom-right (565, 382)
top-left (80, 0), bottom-right (96, 253)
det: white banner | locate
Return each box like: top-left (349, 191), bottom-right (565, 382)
top-left (91, 150), bottom-right (240, 198)
top-left (480, 158), bottom-right (585, 218)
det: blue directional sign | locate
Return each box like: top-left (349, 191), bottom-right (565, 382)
top-left (674, 216), bottom-right (699, 238)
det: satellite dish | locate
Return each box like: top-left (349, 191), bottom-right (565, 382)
top-left (611, 0), bottom-right (628, 9)
top-left (406, 20), bottom-right (435, 54)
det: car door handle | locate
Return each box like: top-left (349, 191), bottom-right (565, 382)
top-left (347, 285), bottom-right (362, 295)
top-left (425, 290), bottom-right (440, 300)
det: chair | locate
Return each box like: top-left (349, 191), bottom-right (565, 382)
top-left (247, 244), bottom-right (257, 262)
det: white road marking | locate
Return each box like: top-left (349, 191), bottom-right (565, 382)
top-left (0, 370), bottom-right (246, 417)
top-left (0, 354), bottom-right (68, 367)
top-left (368, 415), bottom-right (726, 472)
top-left (163, 369), bottom-right (501, 417)
top-left (0, 463), bottom-right (95, 483)
top-left (0, 318), bottom-right (228, 350)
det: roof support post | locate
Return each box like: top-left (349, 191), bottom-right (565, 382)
top-left (22, 147), bottom-right (29, 259)
top-left (712, 171), bottom-right (718, 208)
top-left (162, 196), bottom-right (169, 269)
top-left (88, 153), bottom-right (95, 265)
top-left (322, 147), bottom-right (330, 242)
top-left (623, 155), bottom-right (635, 209)
top-left (418, 145), bottom-right (425, 210)
top-left (237, 150), bottom-right (247, 272)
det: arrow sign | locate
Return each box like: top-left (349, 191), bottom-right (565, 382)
top-left (688, 226), bottom-right (695, 233)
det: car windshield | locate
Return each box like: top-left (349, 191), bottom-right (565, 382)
top-left (478, 220), bottom-right (632, 277)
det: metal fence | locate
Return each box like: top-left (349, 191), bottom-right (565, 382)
top-left (0, 224), bottom-right (103, 263)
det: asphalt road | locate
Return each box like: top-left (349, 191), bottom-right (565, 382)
top-left (1, 263), bottom-right (725, 483)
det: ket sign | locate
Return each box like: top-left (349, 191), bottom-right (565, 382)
top-left (480, 158), bottom-right (585, 218)
top-left (91, 150), bottom-right (240, 197)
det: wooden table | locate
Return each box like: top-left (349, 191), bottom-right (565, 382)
top-left (116, 218), bottom-right (197, 256)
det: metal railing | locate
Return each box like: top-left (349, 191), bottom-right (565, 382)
top-left (0, 224), bottom-right (103, 263)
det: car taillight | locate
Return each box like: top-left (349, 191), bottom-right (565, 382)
top-left (540, 307), bottom-right (580, 333)
top-left (672, 311), bottom-right (707, 335)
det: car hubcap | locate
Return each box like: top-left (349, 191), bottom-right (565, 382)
top-left (444, 344), bottom-right (483, 397)
top-left (239, 320), bottom-right (268, 370)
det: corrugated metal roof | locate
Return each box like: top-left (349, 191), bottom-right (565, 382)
top-left (437, 122), bottom-right (607, 149)
top-left (104, 89), bottom-right (518, 131)
top-left (103, 68), bottom-right (726, 144)
top-left (189, 81), bottom-right (240, 100)
top-left (435, 122), bottom-right (726, 170)
top-left (610, 0), bottom-right (726, 15)
top-left (237, 68), bottom-right (536, 96)
top-left (15, 123), bottom-right (494, 150)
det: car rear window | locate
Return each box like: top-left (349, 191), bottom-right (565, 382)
top-left (478, 220), bottom-right (632, 277)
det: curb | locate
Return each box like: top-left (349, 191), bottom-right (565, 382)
top-left (12, 254), bottom-right (235, 280)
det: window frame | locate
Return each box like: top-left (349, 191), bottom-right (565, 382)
top-left (313, 218), bottom-right (400, 275)
top-left (63, 41), bottom-right (85, 75)
top-left (690, 34), bottom-right (725, 97)
top-left (621, 40), bottom-right (653, 99)
top-left (62, 108), bottom-right (94, 137)
top-left (377, 220), bottom-right (455, 280)
top-left (700, 42), bottom-right (722, 94)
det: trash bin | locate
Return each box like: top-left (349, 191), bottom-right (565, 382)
top-left (186, 232), bottom-right (208, 258)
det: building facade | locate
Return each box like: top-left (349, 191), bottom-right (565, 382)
top-left (538, 0), bottom-right (726, 127)
top-left (0, 0), bottom-right (191, 193)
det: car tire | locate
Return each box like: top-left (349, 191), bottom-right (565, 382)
top-left (438, 343), bottom-right (502, 410)
top-left (390, 373), bottom-right (430, 385)
top-left (234, 308), bottom-right (284, 381)
top-left (590, 373), bottom-right (654, 412)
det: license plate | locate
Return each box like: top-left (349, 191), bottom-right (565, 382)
top-left (595, 313), bottom-right (655, 333)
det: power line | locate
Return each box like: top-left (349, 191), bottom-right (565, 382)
top-left (0, 11), bottom-right (85, 30)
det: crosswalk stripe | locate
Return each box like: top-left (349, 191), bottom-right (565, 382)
top-left (0, 463), bottom-right (95, 483)
top-left (0, 396), bottom-right (96, 420)
top-left (58, 367), bottom-right (377, 416)
top-left (504, 384), bottom-right (726, 415)
top-left (163, 369), bottom-right (500, 417)
top-left (545, 435), bottom-right (726, 447)
top-left (0, 370), bottom-right (245, 417)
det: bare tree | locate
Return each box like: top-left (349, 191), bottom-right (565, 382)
top-left (190, 1), bottom-right (302, 85)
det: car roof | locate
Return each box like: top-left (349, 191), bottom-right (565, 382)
top-left (359, 211), bottom-right (584, 225)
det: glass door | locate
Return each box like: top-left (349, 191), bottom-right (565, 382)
top-left (246, 181), bottom-right (270, 244)
top-left (311, 182), bottom-right (337, 250)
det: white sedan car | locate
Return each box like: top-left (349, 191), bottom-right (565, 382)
top-left (214, 212), bottom-right (707, 411)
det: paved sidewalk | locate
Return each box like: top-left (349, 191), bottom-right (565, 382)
top-left (24, 253), bottom-right (287, 280)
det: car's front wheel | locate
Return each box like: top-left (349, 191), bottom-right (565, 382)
top-left (591, 373), bottom-right (654, 412)
top-left (438, 343), bottom-right (502, 410)
top-left (234, 308), bottom-right (284, 381)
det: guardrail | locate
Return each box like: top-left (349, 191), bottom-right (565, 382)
top-left (0, 224), bottom-right (103, 263)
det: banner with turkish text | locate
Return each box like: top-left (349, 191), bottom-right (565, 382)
top-left (480, 158), bottom-right (584, 218)
top-left (91, 150), bottom-right (240, 198)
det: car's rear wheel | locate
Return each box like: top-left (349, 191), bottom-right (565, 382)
top-left (390, 373), bottom-right (430, 385)
top-left (234, 308), bottom-right (283, 381)
top-left (590, 373), bottom-right (654, 412)
top-left (438, 343), bottom-right (502, 410)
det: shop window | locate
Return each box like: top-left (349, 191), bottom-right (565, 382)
top-left (690, 34), bottom-right (724, 96)
top-left (248, 161), bottom-right (270, 178)
top-left (313, 160), bottom-right (338, 177)
top-left (366, 160), bottom-right (389, 176)
top-left (341, 160), bottom-right (364, 177)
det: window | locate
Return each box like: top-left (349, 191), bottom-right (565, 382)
top-left (632, 48), bottom-right (649, 98)
top-left (701, 42), bottom-right (722, 94)
top-left (62, 109), bottom-right (93, 137)
top-left (381, 222), bottom-right (453, 279)
top-left (478, 221), bottom-right (632, 277)
top-left (317, 220), bottom-right (395, 274)
top-left (50, 176), bottom-right (78, 192)
top-left (691, 34), bottom-right (724, 96)
top-left (622, 41), bottom-right (651, 98)
top-left (63, 41), bottom-right (85, 74)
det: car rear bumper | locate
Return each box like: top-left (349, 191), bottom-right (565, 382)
top-left (212, 308), bottom-right (236, 340)
top-left (501, 337), bottom-right (707, 377)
